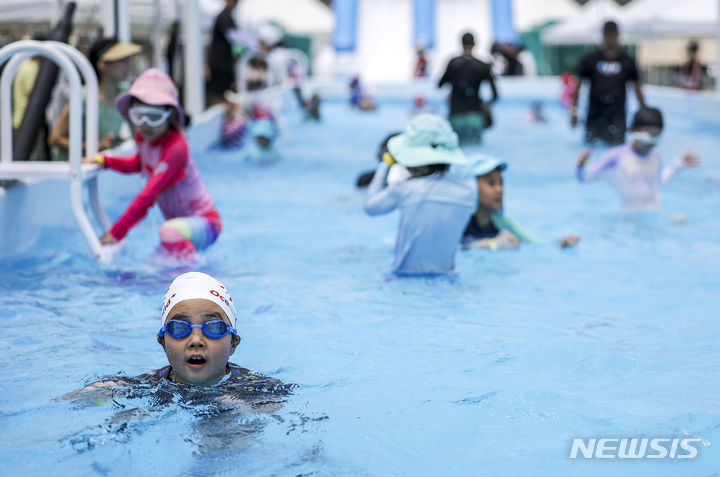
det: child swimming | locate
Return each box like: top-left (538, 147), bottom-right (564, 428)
top-left (84, 69), bottom-right (221, 258)
top-left (576, 106), bottom-right (700, 210)
top-left (459, 155), bottom-right (580, 249)
top-left (349, 75), bottom-right (376, 111)
top-left (240, 118), bottom-right (279, 163)
top-left (151, 272), bottom-right (286, 387)
top-left (364, 113), bottom-right (476, 275)
top-left (73, 272), bottom-right (287, 393)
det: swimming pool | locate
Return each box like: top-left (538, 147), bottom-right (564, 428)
top-left (1, 79), bottom-right (719, 476)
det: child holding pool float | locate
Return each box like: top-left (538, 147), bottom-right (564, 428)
top-left (84, 69), bottom-right (221, 259)
top-left (458, 155), bottom-right (581, 250)
top-left (364, 113), bottom-right (476, 275)
top-left (576, 106), bottom-right (700, 211)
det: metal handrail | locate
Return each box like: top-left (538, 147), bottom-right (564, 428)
top-left (0, 40), bottom-right (115, 261)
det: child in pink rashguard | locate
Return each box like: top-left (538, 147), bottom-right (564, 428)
top-left (86, 69), bottom-right (221, 258)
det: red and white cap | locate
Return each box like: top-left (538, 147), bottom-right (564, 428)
top-left (161, 272), bottom-right (237, 326)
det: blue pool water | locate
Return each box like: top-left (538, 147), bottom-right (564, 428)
top-left (1, 81), bottom-right (719, 476)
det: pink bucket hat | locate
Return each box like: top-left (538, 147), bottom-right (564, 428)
top-left (116, 68), bottom-right (184, 129)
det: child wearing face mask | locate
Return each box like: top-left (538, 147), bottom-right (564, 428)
top-left (84, 69), bottom-right (221, 258)
top-left (576, 107), bottom-right (700, 211)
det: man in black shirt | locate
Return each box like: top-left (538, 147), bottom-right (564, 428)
top-left (438, 32), bottom-right (498, 145)
top-left (208, 0), bottom-right (244, 104)
top-left (571, 21), bottom-right (645, 145)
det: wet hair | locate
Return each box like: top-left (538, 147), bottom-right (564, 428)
top-left (462, 32), bottom-right (475, 47)
top-left (408, 163), bottom-right (449, 177)
top-left (31, 31), bottom-right (48, 41)
top-left (89, 37), bottom-right (118, 77)
top-left (631, 106), bottom-right (663, 131)
top-left (603, 21), bottom-right (619, 36)
top-left (377, 131), bottom-right (402, 161)
top-left (357, 131), bottom-right (402, 188)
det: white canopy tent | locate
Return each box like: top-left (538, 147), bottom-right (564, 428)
top-left (542, 0), bottom-right (719, 44)
top-left (0, 0), bottom-right (334, 36)
top-left (512, 0), bottom-right (581, 32)
top-left (238, 0), bottom-right (334, 36)
top-left (621, 0), bottom-right (718, 37)
top-left (0, 0), bottom-right (179, 27)
top-left (541, 0), bottom-right (626, 45)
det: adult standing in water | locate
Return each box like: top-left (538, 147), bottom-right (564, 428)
top-left (438, 32), bottom-right (498, 145)
top-left (677, 40), bottom-right (707, 90)
top-left (570, 21), bottom-right (645, 145)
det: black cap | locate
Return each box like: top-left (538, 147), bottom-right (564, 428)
top-left (603, 20), bottom-right (619, 35)
top-left (89, 37), bottom-right (118, 74)
top-left (631, 107), bottom-right (664, 130)
top-left (462, 32), bottom-right (475, 46)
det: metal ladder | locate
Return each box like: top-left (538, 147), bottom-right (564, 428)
top-left (0, 40), bottom-right (118, 262)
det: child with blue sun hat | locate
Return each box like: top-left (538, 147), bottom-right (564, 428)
top-left (457, 154), bottom-right (581, 249)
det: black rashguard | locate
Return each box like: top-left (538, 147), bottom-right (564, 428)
top-left (578, 48), bottom-right (640, 144)
top-left (208, 8), bottom-right (237, 94)
top-left (462, 216), bottom-right (500, 244)
top-left (438, 54), bottom-right (498, 117)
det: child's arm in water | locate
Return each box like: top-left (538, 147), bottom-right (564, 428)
top-left (492, 212), bottom-right (543, 244)
top-left (60, 378), bottom-right (131, 406)
top-left (660, 151), bottom-right (700, 185)
top-left (467, 232), bottom-right (520, 250)
top-left (364, 161), bottom-right (403, 215)
top-left (496, 214), bottom-right (581, 249)
top-left (576, 148), bottom-right (620, 183)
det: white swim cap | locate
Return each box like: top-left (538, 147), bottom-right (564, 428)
top-left (161, 272), bottom-right (237, 327)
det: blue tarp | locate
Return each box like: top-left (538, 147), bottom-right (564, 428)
top-left (413, 0), bottom-right (435, 50)
top-left (332, 0), bottom-right (358, 52)
top-left (490, 0), bottom-right (520, 44)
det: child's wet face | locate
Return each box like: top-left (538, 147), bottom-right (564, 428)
top-left (476, 169), bottom-right (504, 212)
top-left (160, 299), bottom-right (238, 385)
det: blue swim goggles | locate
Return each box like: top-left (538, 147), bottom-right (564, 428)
top-left (157, 319), bottom-right (238, 339)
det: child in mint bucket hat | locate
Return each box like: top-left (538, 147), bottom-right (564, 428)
top-left (364, 113), bottom-right (477, 275)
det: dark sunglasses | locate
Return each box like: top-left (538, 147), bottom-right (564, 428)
top-left (157, 319), bottom-right (237, 339)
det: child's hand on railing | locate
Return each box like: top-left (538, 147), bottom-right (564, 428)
top-left (99, 232), bottom-right (118, 245)
top-left (82, 154), bottom-right (104, 166)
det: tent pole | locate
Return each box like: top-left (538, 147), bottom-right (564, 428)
top-left (182, 0), bottom-right (205, 117)
top-left (716, 0), bottom-right (720, 90)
